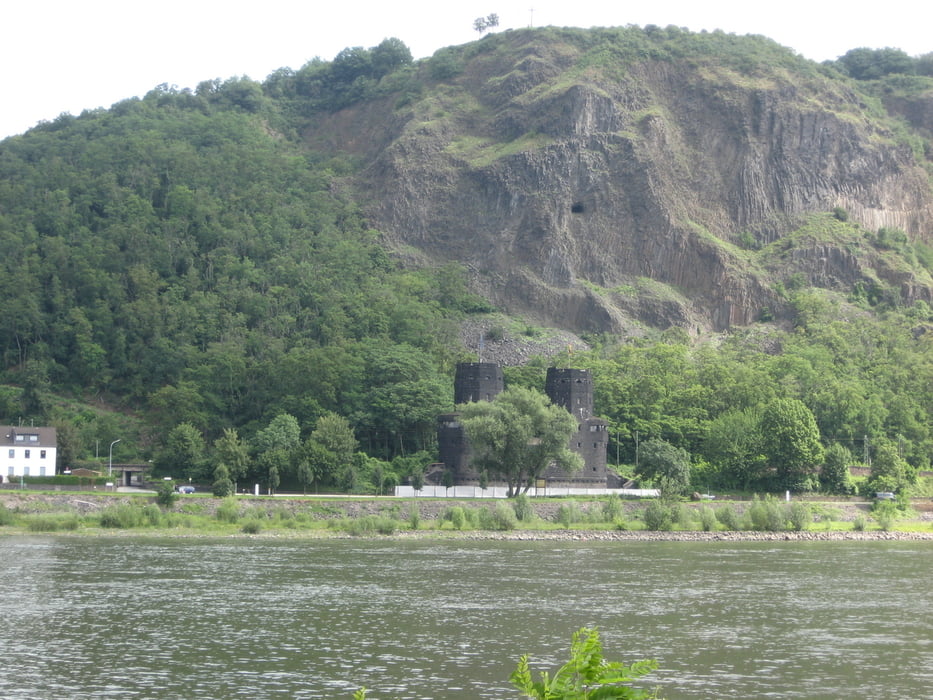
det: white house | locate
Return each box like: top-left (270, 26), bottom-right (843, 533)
top-left (3, 426), bottom-right (57, 481)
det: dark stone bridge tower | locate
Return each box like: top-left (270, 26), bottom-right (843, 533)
top-left (437, 363), bottom-right (504, 484)
top-left (543, 368), bottom-right (608, 486)
top-left (454, 362), bottom-right (504, 404)
top-left (436, 363), bottom-right (608, 488)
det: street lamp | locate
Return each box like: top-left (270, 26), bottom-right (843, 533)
top-left (108, 439), bottom-right (121, 477)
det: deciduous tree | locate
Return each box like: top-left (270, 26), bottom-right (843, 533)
top-left (760, 398), bottom-right (824, 491)
top-left (637, 438), bottom-right (692, 495)
top-left (459, 386), bottom-right (582, 497)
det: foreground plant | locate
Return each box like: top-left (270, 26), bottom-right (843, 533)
top-left (511, 627), bottom-right (661, 699)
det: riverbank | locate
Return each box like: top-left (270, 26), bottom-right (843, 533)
top-left (2, 491), bottom-right (931, 541)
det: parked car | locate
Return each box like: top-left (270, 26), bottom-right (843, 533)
top-left (875, 491), bottom-right (895, 500)
top-left (177, 485), bottom-right (196, 494)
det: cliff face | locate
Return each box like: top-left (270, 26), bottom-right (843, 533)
top-left (312, 29), bottom-right (933, 333)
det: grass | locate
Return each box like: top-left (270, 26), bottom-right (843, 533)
top-left (0, 493), bottom-right (928, 538)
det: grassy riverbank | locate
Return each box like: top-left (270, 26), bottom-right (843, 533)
top-left (2, 491), bottom-right (931, 540)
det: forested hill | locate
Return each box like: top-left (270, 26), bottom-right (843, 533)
top-left (0, 27), bottom-right (931, 492)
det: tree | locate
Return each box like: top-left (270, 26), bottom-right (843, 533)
top-left (701, 409), bottom-right (765, 490)
top-left (157, 422), bottom-right (207, 481)
top-left (20, 362), bottom-right (52, 422)
top-left (459, 386), bottom-right (582, 497)
top-left (637, 438), bottom-right (691, 495)
top-left (52, 421), bottom-right (82, 473)
top-left (820, 442), bottom-right (852, 494)
top-left (299, 412), bottom-right (359, 492)
top-left (213, 428), bottom-right (250, 485)
top-left (254, 413), bottom-right (301, 494)
top-left (867, 437), bottom-right (916, 494)
top-left (211, 463), bottom-right (234, 497)
top-left (838, 47), bottom-right (914, 80)
top-left (331, 46), bottom-right (373, 83)
top-left (312, 412), bottom-right (359, 464)
top-left (370, 38), bottom-right (412, 78)
top-left (759, 398), bottom-right (824, 491)
top-left (473, 13), bottom-right (500, 34)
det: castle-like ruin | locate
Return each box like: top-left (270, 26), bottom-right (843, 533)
top-left (436, 363), bottom-right (609, 487)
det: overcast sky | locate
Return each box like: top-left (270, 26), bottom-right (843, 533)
top-left (2, 0), bottom-right (930, 140)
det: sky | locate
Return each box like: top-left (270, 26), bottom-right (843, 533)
top-left (2, 0), bottom-right (930, 140)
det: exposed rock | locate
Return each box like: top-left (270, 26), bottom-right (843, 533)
top-left (312, 29), bottom-right (933, 334)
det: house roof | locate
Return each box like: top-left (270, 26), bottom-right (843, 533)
top-left (1, 426), bottom-right (57, 447)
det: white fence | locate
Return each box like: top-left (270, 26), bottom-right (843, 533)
top-left (394, 485), bottom-right (660, 499)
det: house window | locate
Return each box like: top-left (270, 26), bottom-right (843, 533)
top-left (40, 450), bottom-right (46, 459)
top-left (29, 435), bottom-right (38, 442)
top-left (23, 466), bottom-right (30, 476)
top-left (24, 450), bottom-right (30, 459)
top-left (6, 467), bottom-right (12, 477)
top-left (7, 449), bottom-right (12, 458)
top-left (39, 467), bottom-right (47, 477)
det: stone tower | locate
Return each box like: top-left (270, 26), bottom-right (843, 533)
top-left (438, 362), bottom-right (504, 484)
top-left (454, 362), bottom-right (504, 404)
top-left (544, 368), bottom-right (608, 486)
top-left (435, 364), bottom-right (609, 488)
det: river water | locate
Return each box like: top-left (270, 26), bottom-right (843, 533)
top-left (0, 536), bottom-right (930, 699)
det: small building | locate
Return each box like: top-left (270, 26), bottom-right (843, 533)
top-left (2, 426), bottom-right (57, 481)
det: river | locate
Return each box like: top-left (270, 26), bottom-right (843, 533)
top-left (1, 537), bottom-right (930, 698)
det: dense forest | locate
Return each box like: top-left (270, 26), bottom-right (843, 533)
top-left (1, 29), bottom-right (931, 496)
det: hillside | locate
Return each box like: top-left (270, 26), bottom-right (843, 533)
top-left (312, 27), bottom-right (933, 332)
top-left (0, 26), bottom-right (932, 490)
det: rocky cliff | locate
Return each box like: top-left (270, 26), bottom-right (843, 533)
top-left (310, 27), bottom-right (933, 333)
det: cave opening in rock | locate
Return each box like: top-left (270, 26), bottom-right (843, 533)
top-left (571, 201), bottom-right (585, 213)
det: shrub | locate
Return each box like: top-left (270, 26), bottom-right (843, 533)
top-left (643, 500), bottom-right (674, 531)
top-left (25, 514), bottom-right (80, 532)
top-left (141, 504), bottom-right (163, 526)
top-left (871, 500), bottom-right (899, 531)
top-left (715, 504), bottom-right (741, 530)
top-left (334, 515), bottom-right (399, 536)
top-left (99, 504), bottom-right (148, 528)
top-left (485, 324), bottom-right (505, 342)
top-left (462, 507), bottom-right (481, 527)
top-left (179, 502), bottom-right (205, 515)
top-left (0, 503), bottom-right (15, 526)
top-left (155, 481), bottom-right (179, 508)
top-left (478, 503), bottom-right (517, 530)
top-left (511, 493), bottom-right (535, 522)
top-left (408, 503), bottom-right (420, 530)
top-left (852, 514), bottom-right (867, 531)
top-left (241, 519), bottom-right (263, 534)
top-left (787, 502), bottom-right (812, 531)
top-left (555, 500), bottom-right (581, 528)
top-left (215, 498), bottom-right (240, 523)
top-left (443, 506), bottom-right (467, 530)
top-left (212, 477), bottom-right (234, 498)
top-left (674, 503), bottom-right (695, 528)
top-left (747, 495), bottom-right (786, 532)
top-left (698, 506), bottom-right (717, 532)
top-left (602, 494), bottom-right (623, 523)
